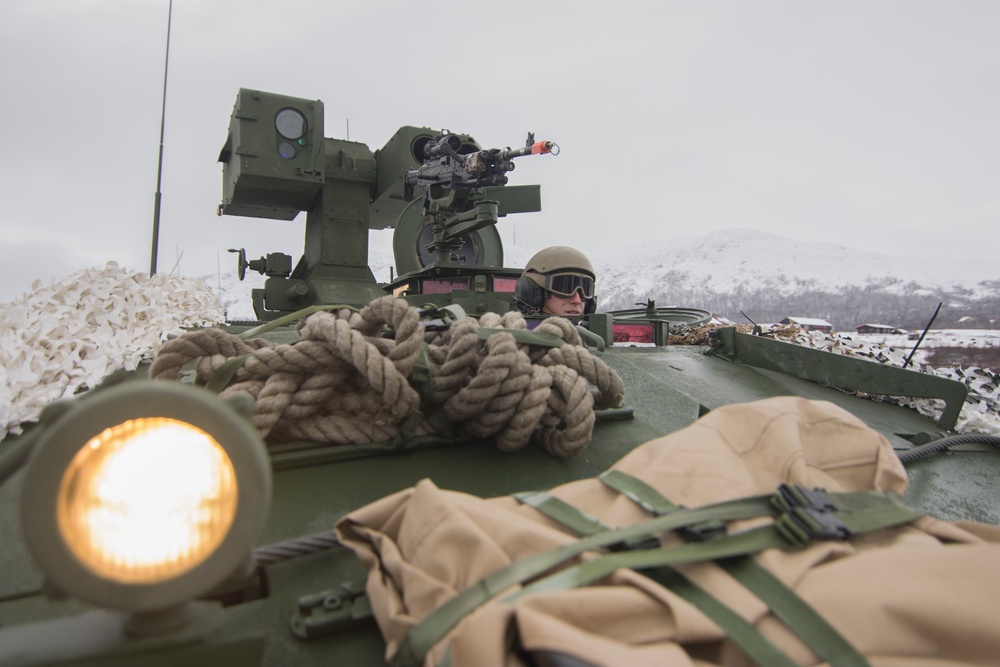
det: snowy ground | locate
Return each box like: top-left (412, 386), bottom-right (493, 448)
top-left (840, 330), bottom-right (1000, 369)
top-left (1, 263), bottom-right (998, 440)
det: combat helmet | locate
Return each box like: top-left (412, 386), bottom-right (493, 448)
top-left (513, 246), bottom-right (597, 315)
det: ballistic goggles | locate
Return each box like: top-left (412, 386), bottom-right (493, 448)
top-left (542, 272), bottom-right (595, 299)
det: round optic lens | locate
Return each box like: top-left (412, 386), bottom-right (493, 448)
top-left (57, 417), bottom-right (238, 584)
top-left (278, 142), bottom-right (296, 159)
top-left (275, 108), bottom-right (306, 140)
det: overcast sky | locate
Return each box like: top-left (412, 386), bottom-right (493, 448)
top-left (1, 0), bottom-right (997, 303)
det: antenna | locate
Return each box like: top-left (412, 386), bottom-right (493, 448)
top-left (903, 302), bottom-right (942, 369)
top-left (149, 0), bottom-right (173, 276)
top-left (346, 118), bottom-right (350, 141)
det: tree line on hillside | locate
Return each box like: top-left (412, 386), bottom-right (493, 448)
top-left (601, 279), bottom-right (1000, 331)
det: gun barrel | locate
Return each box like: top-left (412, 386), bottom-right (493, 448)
top-left (498, 140), bottom-right (559, 160)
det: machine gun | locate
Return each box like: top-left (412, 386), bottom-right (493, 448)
top-left (403, 131), bottom-right (558, 200)
top-left (402, 131), bottom-right (559, 265)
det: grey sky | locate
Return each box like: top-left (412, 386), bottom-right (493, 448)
top-left (1, 0), bottom-right (997, 303)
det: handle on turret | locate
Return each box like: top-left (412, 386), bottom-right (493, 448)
top-left (228, 248), bottom-right (248, 282)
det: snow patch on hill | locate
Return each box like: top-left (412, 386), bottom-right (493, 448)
top-left (597, 228), bottom-right (1000, 304)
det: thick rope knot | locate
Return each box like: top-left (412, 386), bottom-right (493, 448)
top-left (536, 365), bottom-right (595, 457)
top-left (541, 344), bottom-right (625, 410)
top-left (149, 328), bottom-right (270, 380)
top-left (150, 297), bottom-right (426, 444)
top-left (425, 311), bottom-right (624, 457)
top-left (149, 298), bottom-right (625, 458)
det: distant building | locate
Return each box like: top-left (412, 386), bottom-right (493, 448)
top-left (780, 317), bottom-right (833, 333)
top-left (856, 323), bottom-right (907, 335)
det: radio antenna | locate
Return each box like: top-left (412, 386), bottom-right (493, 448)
top-left (149, 0), bottom-right (173, 276)
top-left (903, 302), bottom-right (942, 369)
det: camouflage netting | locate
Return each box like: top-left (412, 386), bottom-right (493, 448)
top-left (670, 323), bottom-right (1000, 435)
top-left (0, 262), bottom-right (225, 440)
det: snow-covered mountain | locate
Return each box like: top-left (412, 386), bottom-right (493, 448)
top-left (597, 228), bottom-right (998, 301)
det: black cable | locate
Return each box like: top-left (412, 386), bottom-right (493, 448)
top-left (898, 433), bottom-right (1000, 465)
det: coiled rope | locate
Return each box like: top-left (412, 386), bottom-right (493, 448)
top-left (149, 296), bottom-right (625, 457)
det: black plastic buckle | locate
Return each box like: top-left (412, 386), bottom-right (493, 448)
top-left (679, 518), bottom-right (728, 543)
top-left (786, 506), bottom-right (855, 541)
top-left (418, 307), bottom-right (455, 332)
top-left (776, 484), bottom-right (837, 512)
top-left (775, 484), bottom-right (855, 546)
top-left (609, 535), bottom-right (662, 552)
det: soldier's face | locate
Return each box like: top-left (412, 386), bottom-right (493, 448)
top-left (543, 289), bottom-right (584, 317)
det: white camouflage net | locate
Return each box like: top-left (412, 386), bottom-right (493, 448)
top-left (0, 262), bottom-right (225, 440)
top-left (763, 326), bottom-right (1000, 435)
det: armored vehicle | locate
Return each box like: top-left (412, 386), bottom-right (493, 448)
top-left (1, 89), bottom-right (998, 667)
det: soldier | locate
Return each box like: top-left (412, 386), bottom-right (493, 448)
top-left (512, 246), bottom-right (597, 318)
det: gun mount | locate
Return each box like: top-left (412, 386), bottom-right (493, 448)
top-left (217, 88), bottom-right (557, 320)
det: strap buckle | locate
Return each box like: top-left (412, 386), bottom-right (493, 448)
top-left (775, 484), bottom-right (837, 512)
top-left (773, 484), bottom-right (855, 547)
top-left (678, 516), bottom-right (728, 543)
top-left (609, 535), bottom-right (662, 552)
top-left (418, 305), bottom-right (465, 331)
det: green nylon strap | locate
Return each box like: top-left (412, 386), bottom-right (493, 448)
top-left (505, 500), bottom-right (921, 601)
top-left (646, 566), bottom-right (799, 667)
top-left (598, 470), bottom-right (679, 515)
top-left (718, 556), bottom-right (871, 667)
top-left (515, 486), bottom-right (801, 667)
top-left (506, 523), bottom-right (795, 601)
top-left (431, 304), bottom-right (467, 324)
top-left (514, 484), bottom-right (920, 667)
top-left (389, 494), bottom-right (778, 667)
top-left (407, 341), bottom-right (444, 432)
top-left (513, 492), bottom-right (609, 537)
top-left (599, 470), bottom-right (726, 540)
top-left (178, 358), bottom-right (199, 384)
top-left (236, 303), bottom-right (359, 340)
top-left (513, 490), bottom-right (659, 552)
top-left (476, 327), bottom-right (565, 348)
top-left (599, 471), bottom-right (875, 666)
top-left (575, 325), bottom-right (606, 351)
top-left (205, 355), bottom-right (250, 393)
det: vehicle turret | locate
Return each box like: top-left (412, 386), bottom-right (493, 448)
top-left (217, 88), bottom-right (556, 320)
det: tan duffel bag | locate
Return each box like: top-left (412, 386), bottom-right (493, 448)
top-left (337, 396), bottom-right (1000, 667)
